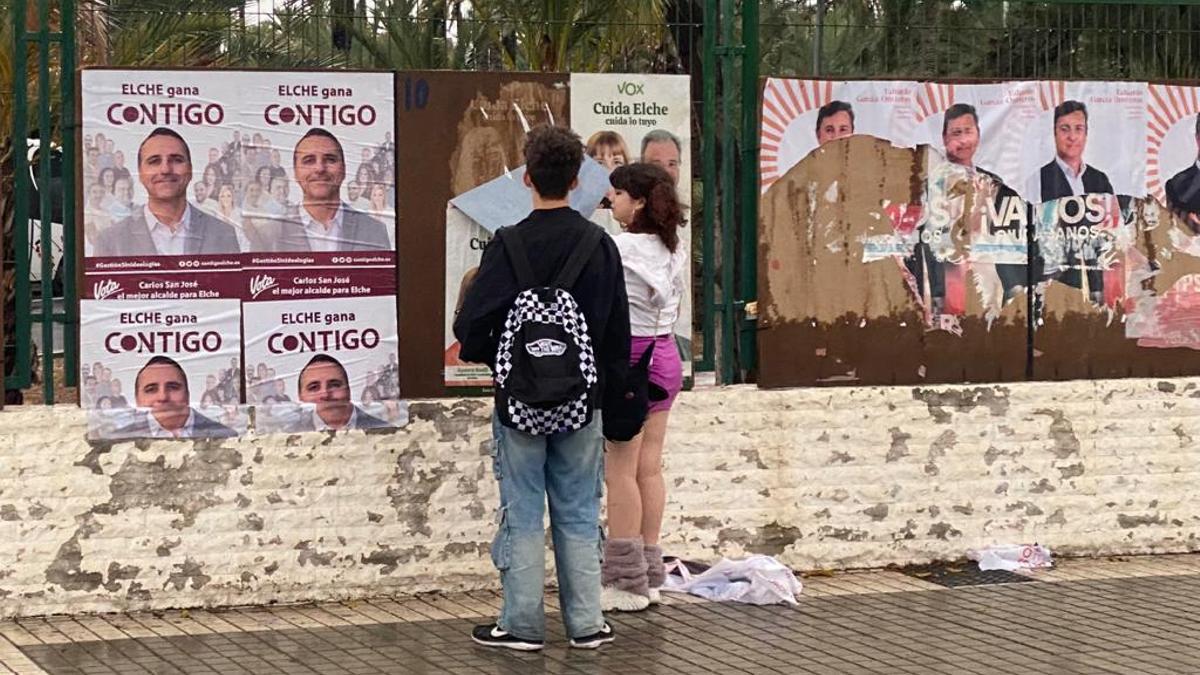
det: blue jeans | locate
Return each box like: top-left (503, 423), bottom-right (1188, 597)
top-left (490, 412), bottom-right (605, 641)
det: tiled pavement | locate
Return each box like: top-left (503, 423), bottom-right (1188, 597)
top-left (4, 554), bottom-right (1200, 674)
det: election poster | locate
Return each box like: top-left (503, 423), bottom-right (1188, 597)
top-left (238, 71), bottom-right (400, 429)
top-left (910, 81), bottom-right (1039, 197)
top-left (570, 72), bottom-right (695, 375)
top-left (81, 70), bottom-right (250, 439)
top-left (1131, 85), bottom-right (1200, 351)
top-left (421, 73), bottom-right (569, 389)
top-left (758, 77), bottom-right (1200, 387)
top-left (1017, 81), bottom-right (1147, 203)
top-left (1147, 83), bottom-right (1200, 226)
top-left (759, 79), bottom-right (920, 193)
top-left (243, 293), bottom-right (403, 433)
top-left (81, 299), bottom-right (246, 440)
top-left (81, 68), bottom-right (401, 437)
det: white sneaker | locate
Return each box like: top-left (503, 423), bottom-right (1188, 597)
top-left (648, 588), bottom-right (662, 605)
top-left (600, 585), bottom-right (650, 612)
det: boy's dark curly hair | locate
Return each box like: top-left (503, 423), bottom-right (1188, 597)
top-left (609, 162), bottom-right (685, 253)
top-left (523, 126), bottom-right (583, 200)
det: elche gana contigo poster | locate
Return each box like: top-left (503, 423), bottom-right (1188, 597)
top-left (80, 69), bottom-right (401, 439)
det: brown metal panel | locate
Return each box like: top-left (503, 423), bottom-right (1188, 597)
top-left (757, 137), bottom-right (1027, 388)
top-left (395, 72), bottom-right (569, 399)
top-left (1033, 198), bottom-right (1200, 380)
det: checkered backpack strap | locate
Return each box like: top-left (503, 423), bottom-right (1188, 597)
top-left (551, 227), bottom-right (604, 290)
top-left (498, 227), bottom-right (538, 291)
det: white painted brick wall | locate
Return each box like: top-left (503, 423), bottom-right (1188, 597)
top-left (1, 379), bottom-right (1198, 617)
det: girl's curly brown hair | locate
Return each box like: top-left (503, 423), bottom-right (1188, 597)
top-left (609, 162), bottom-right (685, 252)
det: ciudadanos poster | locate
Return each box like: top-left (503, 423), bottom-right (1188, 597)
top-left (759, 77), bottom-right (1200, 386)
top-left (80, 69), bottom-right (401, 439)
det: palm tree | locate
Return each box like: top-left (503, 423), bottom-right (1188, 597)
top-left (467, 0), bottom-right (669, 72)
top-left (349, 0), bottom-right (458, 70)
top-left (80, 0), bottom-right (245, 67)
top-left (228, 0), bottom-right (360, 68)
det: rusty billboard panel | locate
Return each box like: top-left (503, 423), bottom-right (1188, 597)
top-left (758, 137), bottom-right (1026, 387)
top-left (396, 72), bottom-right (568, 398)
top-left (758, 78), bottom-right (1200, 388)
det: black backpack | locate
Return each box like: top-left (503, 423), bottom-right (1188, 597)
top-left (493, 226), bottom-right (604, 435)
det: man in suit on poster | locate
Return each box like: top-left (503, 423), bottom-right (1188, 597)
top-left (924, 103), bottom-right (1028, 305)
top-left (1166, 114), bottom-right (1200, 233)
top-left (92, 128), bottom-right (241, 257)
top-left (269, 128), bottom-right (392, 252)
top-left (294, 354), bottom-right (390, 431)
top-left (1025, 100), bottom-right (1114, 202)
top-left (1024, 100), bottom-right (1113, 304)
top-left (104, 356), bottom-right (236, 439)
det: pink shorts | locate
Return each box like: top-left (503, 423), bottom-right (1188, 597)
top-left (630, 335), bottom-right (683, 413)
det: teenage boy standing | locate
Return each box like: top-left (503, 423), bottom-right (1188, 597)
top-left (454, 126), bottom-right (630, 651)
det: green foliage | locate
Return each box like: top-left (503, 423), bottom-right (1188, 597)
top-left (760, 0), bottom-right (1200, 81)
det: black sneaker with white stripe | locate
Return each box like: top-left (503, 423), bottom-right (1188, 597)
top-left (569, 622), bottom-right (615, 649)
top-left (471, 623), bottom-right (544, 651)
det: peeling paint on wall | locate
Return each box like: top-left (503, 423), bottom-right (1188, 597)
top-left (2, 383), bottom-right (1199, 618)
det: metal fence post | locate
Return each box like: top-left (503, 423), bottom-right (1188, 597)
top-left (61, 0), bottom-right (78, 390)
top-left (718, 0), bottom-right (737, 384)
top-left (738, 0), bottom-right (759, 378)
top-left (700, 0), bottom-right (717, 374)
top-left (36, 0), bottom-right (54, 403)
top-left (9, 0), bottom-right (33, 394)
top-left (813, 0), bottom-right (825, 76)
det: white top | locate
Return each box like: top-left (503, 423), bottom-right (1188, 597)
top-left (145, 408), bottom-right (195, 438)
top-left (300, 203), bottom-right (346, 253)
top-left (146, 203), bottom-right (194, 256)
top-left (614, 232), bottom-right (687, 337)
top-left (312, 405), bottom-right (357, 431)
top-left (107, 199), bottom-right (134, 221)
top-left (213, 207), bottom-right (251, 252)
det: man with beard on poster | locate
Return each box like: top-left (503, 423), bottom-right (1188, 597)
top-left (815, 101), bottom-right (855, 146)
top-left (1165, 114), bottom-right (1200, 233)
top-left (294, 354), bottom-right (389, 431)
top-left (271, 128), bottom-right (392, 252)
top-left (93, 128), bottom-right (242, 257)
top-left (108, 356), bottom-right (236, 439)
top-left (1024, 100), bottom-right (1114, 304)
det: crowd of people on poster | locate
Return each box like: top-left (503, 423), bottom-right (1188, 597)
top-left (82, 127), bottom-right (396, 256)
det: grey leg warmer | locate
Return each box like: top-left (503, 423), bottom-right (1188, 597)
top-left (644, 544), bottom-right (665, 588)
top-left (602, 537), bottom-right (649, 595)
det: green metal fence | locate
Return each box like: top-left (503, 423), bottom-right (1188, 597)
top-left (6, 0), bottom-right (760, 401)
top-left (765, 0), bottom-right (1200, 81)
top-left (11, 0), bottom-right (1200, 403)
top-left (7, 0), bottom-right (78, 404)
